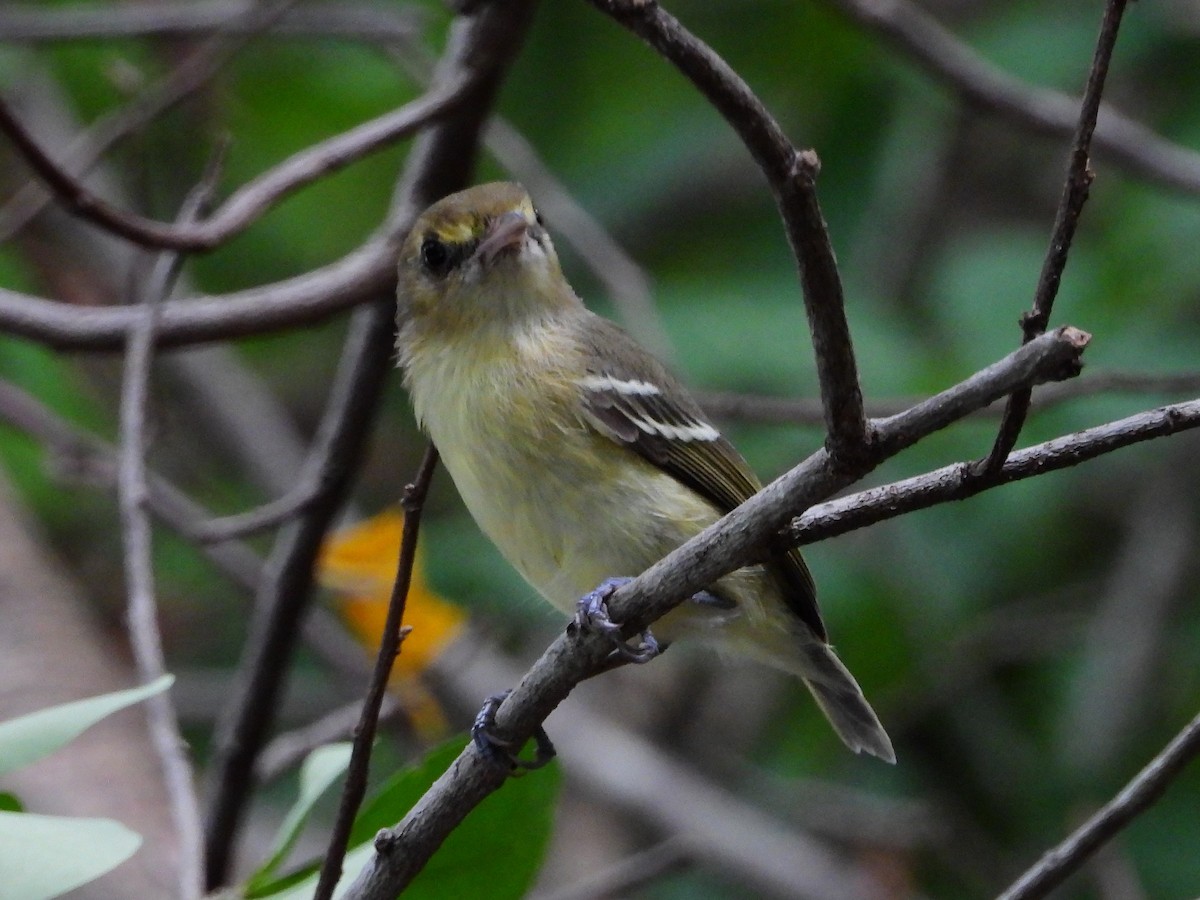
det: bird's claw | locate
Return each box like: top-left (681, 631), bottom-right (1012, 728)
top-left (471, 690), bottom-right (556, 772)
top-left (573, 577), bottom-right (662, 664)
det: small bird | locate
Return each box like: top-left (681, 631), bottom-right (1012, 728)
top-left (396, 182), bottom-right (894, 763)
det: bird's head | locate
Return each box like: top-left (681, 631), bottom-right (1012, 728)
top-left (397, 182), bottom-right (577, 339)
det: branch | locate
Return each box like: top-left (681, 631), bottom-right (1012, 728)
top-left (996, 709), bottom-right (1200, 900)
top-left (976, 0), bottom-right (1128, 475)
top-left (0, 236), bottom-right (390, 350)
top-left (118, 171), bottom-right (221, 900)
top-left (0, 0), bottom-right (283, 242)
top-left (788, 397), bottom-right (1200, 546)
top-left (0, 1), bottom-right (420, 43)
top-left (342, 326), bottom-right (1091, 899)
top-left (585, 0), bottom-right (867, 459)
top-left (313, 445), bottom-right (437, 900)
top-left (824, 0), bottom-right (1200, 195)
top-left (0, 71), bottom-right (473, 250)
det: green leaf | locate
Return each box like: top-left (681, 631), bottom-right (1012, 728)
top-left (0, 676), bottom-right (174, 778)
top-left (246, 743), bottom-right (354, 894)
top-left (250, 736), bottom-right (561, 899)
top-left (0, 811), bottom-right (141, 899)
top-left (0, 793), bottom-right (22, 813)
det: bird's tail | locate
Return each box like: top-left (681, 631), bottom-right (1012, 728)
top-left (800, 643), bottom-right (895, 764)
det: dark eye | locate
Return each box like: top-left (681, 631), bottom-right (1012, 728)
top-left (533, 207), bottom-right (545, 227)
top-left (419, 235), bottom-right (452, 276)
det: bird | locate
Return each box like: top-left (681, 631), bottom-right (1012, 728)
top-left (396, 181), bottom-right (894, 763)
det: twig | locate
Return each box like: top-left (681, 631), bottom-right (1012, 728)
top-left (0, 1), bottom-right (421, 43)
top-left (974, 0), bottom-right (1128, 475)
top-left (187, 484), bottom-right (319, 543)
top-left (788, 397), bottom-right (1200, 546)
top-left (995, 709), bottom-right (1200, 900)
top-left (0, 0), bottom-right (295, 241)
top-left (585, 0), bottom-right (867, 460)
top-left (201, 302), bottom-right (397, 889)
top-left (0, 71), bottom-right (472, 251)
top-left (118, 165), bottom-right (222, 900)
top-left (341, 326), bottom-right (1091, 899)
top-left (200, 0), bottom-right (540, 886)
top-left (313, 445), bottom-right (438, 900)
top-left (823, 0), bottom-right (1200, 196)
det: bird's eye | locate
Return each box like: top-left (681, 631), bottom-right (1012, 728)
top-left (533, 207), bottom-right (545, 228)
top-left (419, 235), bottom-right (453, 276)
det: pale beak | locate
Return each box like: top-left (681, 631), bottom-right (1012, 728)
top-left (474, 210), bottom-right (529, 265)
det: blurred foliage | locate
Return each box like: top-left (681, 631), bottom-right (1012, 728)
top-left (1, 0), bottom-right (1199, 897)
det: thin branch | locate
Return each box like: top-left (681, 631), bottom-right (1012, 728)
top-left (313, 445), bottom-right (438, 900)
top-left (201, 0), bottom-right (540, 886)
top-left (975, 0), bottom-right (1128, 475)
top-left (0, 235), bottom-right (390, 350)
top-left (585, 0), bottom-right (867, 460)
top-left (342, 326), bottom-right (1091, 899)
top-left (0, 0), bottom-right (295, 241)
top-left (118, 170), bottom-right (221, 900)
top-left (0, 70), bottom-right (473, 251)
top-left (788, 397), bottom-right (1200, 546)
top-left (0, 1), bottom-right (421, 43)
top-left (996, 709), bottom-right (1200, 900)
top-left (200, 302), bottom-right (397, 889)
top-left (698, 370), bottom-right (1200, 427)
top-left (823, 0), bottom-right (1200, 195)
top-left (187, 484), bottom-right (319, 543)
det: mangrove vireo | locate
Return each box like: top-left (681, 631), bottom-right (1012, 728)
top-left (396, 182), bottom-right (894, 763)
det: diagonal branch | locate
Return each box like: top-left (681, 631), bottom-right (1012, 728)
top-left (585, 0), bottom-right (867, 460)
top-left (313, 445), bottom-right (438, 900)
top-left (996, 709), bottom-right (1200, 900)
top-left (788, 397), bottom-right (1200, 546)
top-left (0, 71), bottom-right (473, 251)
top-left (824, 0), bottom-right (1200, 195)
top-left (341, 326), bottom-right (1091, 899)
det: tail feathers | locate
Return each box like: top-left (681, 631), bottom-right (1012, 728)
top-left (802, 645), bottom-right (896, 764)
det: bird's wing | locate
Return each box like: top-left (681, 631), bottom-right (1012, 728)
top-left (575, 317), bottom-right (825, 641)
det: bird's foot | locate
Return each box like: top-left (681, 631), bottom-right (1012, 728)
top-left (471, 690), bottom-right (556, 773)
top-left (572, 577), bottom-right (662, 664)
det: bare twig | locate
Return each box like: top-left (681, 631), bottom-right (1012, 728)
top-left (0, 1), bottom-right (421, 43)
top-left (187, 485), bottom-right (319, 543)
top-left (342, 327), bottom-right (1091, 899)
top-left (585, 0), bottom-right (867, 460)
top-left (0, 71), bottom-right (472, 251)
top-left (788, 397), bottom-right (1200, 546)
top-left (118, 168), bottom-right (222, 900)
top-left (973, 0), bottom-right (1128, 474)
top-left (0, 0), bottom-right (295, 241)
top-left (313, 445), bottom-right (437, 900)
top-left (996, 709), bottom-right (1200, 900)
top-left (823, 0), bottom-right (1200, 195)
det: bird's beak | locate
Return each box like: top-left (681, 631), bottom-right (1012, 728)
top-left (474, 210), bottom-right (529, 265)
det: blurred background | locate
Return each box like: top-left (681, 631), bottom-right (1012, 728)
top-left (1, 0), bottom-right (1199, 897)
